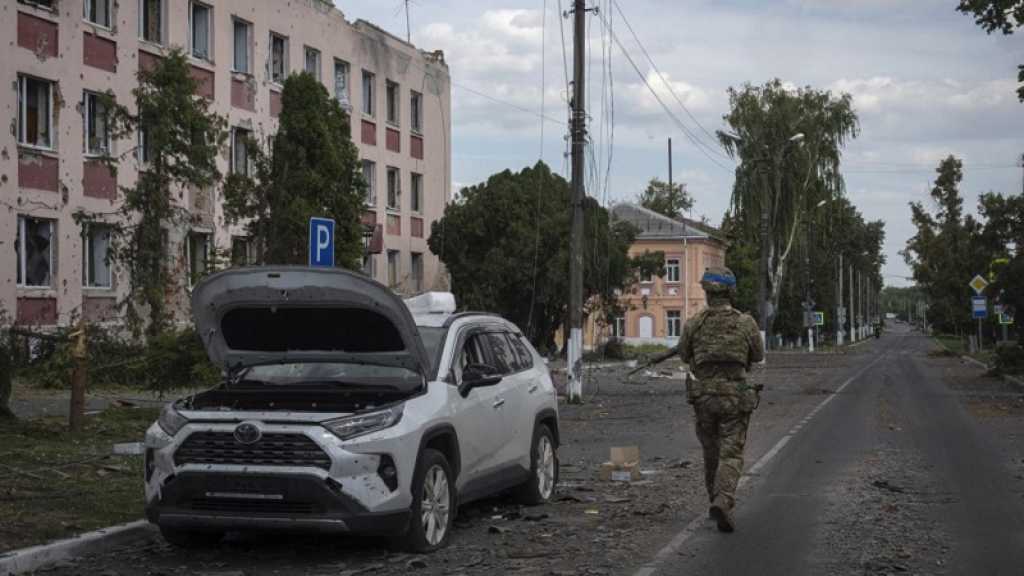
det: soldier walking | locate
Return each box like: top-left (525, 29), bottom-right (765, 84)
top-left (639, 266), bottom-right (764, 532)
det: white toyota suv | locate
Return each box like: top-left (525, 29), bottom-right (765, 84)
top-left (143, 267), bottom-right (560, 552)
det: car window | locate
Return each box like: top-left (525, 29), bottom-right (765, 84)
top-left (483, 332), bottom-right (516, 375)
top-left (506, 333), bottom-right (534, 371)
top-left (453, 333), bottom-right (486, 383)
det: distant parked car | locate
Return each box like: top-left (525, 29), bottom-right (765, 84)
top-left (143, 267), bottom-right (560, 552)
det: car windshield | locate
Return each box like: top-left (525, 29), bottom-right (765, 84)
top-left (243, 362), bottom-right (422, 392)
top-left (417, 326), bottom-right (447, 376)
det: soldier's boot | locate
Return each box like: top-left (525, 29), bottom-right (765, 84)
top-left (709, 496), bottom-right (735, 533)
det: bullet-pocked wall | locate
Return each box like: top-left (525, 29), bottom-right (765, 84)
top-left (1, 0), bottom-right (452, 328)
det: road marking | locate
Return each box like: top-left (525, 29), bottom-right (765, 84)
top-left (631, 352), bottom-right (888, 576)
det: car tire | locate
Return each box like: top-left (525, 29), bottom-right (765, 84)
top-left (158, 526), bottom-right (223, 548)
top-left (402, 448), bottom-right (455, 553)
top-left (517, 423), bottom-right (558, 505)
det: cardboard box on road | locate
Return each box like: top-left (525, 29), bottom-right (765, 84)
top-left (600, 446), bottom-right (642, 482)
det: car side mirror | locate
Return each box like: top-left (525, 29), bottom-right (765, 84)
top-left (459, 363), bottom-right (503, 397)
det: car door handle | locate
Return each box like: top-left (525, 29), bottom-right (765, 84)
top-left (492, 398), bottom-right (506, 409)
top-left (528, 384), bottom-right (539, 394)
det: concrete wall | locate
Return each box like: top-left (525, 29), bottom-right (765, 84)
top-left (1, 0), bottom-right (452, 327)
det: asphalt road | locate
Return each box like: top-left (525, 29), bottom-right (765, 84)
top-left (658, 325), bottom-right (1024, 576)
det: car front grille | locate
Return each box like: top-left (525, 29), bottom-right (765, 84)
top-left (189, 498), bottom-right (322, 515)
top-left (174, 431), bottom-right (332, 470)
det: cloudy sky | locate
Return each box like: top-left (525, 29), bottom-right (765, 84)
top-left (340, 0), bottom-right (1024, 287)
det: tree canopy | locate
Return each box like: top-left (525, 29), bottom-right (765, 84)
top-left (428, 162), bottom-right (653, 352)
top-left (957, 0), bottom-right (1024, 101)
top-left (637, 178), bottom-right (693, 219)
top-left (223, 73), bottom-right (366, 268)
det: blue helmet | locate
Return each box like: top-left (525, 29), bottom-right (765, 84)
top-left (700, 266), bottom-right (737, 296)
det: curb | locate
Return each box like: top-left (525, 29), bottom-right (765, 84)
top-left (0, 520), bottom-right (152, 575)
top-left (933, 338), bottom-right (1024, 392)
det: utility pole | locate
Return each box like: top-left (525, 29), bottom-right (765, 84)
top-left (838, 253), bottom-right (844, 346)
top-left (566, 0), bottom-right (588, 403)
top-left (849, 265), bottom-right (856, 342)
top-left (404, 0), bottom-right (412, 43)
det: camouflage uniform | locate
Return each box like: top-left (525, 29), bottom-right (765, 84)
top-left (678, 267), bottom-right (764, 532)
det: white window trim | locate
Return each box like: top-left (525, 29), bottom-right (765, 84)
top-left (138, 0), bottom-right (165, 45)
top-left (304, 46), bottom-right (321, 80)
top-left (17, 216), bottom-right (54, 289)
top-left (666, 311), bottom-right (682, 338)
top-left (362, 160), bottom-right (377, 206)
top-left (362, 70), bottom-right (376, 118)
top-left (231, 17), bottom-right (252, 74)
top-left (82, 224), bottom-right (113, 289)
top-left (268, 32), bottom-right (289, 86)
top-left (230, 127), bottom-right (251, 176)
top-left (83, 91), bottom-right (111, 157)
top-left (17, 75), bottom-right (55, 151)
top-left (84, 0), bottom-right (112, 29)
top-left (386, 167), bottom-right (401, 212)
top-left (333, 59), bottom-right (351, 109)
top-left (665, 258), bottom-right (681, 284)
top-left (410, 172), bottom-right (423, 214)
top-left (386, 80), bottom-right (400, 127)
top-left (188, 1), bottom-right (213, 62)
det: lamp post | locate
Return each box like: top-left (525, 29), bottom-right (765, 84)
top-left (720, 130), bottom-right (804, 350)
top-left (804, 198), bottom-right (828, 352)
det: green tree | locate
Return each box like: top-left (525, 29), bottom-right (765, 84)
top-left (977, 191), bottom-right (1024, 319)
top-left (223, 73), bottom-right (365, 268)
top-left (717, 79), bottom-right (859, 342)
top-left (104, 49), bottom-right (228, 339)
top-left (637, 178), bottom-right (693, 219)
top-left (957, 0), bottom-right (1024, 101)
top-left (428, 162), bottom-right (646, 352)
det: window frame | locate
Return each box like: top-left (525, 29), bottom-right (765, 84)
top-left (230, 236), bottom-right (255, 267)
top-left (506, 332), bottom-right (535, 372)
top-left (232, 17), bottom-right (252, 74)
top-left (386, 166), bottom-right (401, 211)
top-left (230, 127), bottom-right (251, 176)
top-left (304, 46), bottom-right (321, 81)
top-left (385, 80), bottom-right (400, 126)
top-left (613, 315), bottom-right (626, 338)
top-left (362, 253), bottom-right (377, 279)
top-left (16, 215), bottom-right (55, 289)
top-left (84, 0), bottom-right (112, 28)
top-left (667, 310), bottom-right (682, 338)
top-left (188, 1), bottom-right (212, 61)
top-left (269, 32), bottom-right (289, 85)
top-left (665, 258), bottom-right (681, 283)
top-left (83, 91), bottom-right (111, 157)
top-left (139, 0), bottom-right (164, 45)
top-left (410, 172), bottom-right (423, 214)
top-left (17, 75), bottom-right (54, 150)
top-left (410, 252), bottom-right (423, 292)
top-left (387, 249), bottom-right (400, 288)
top-left (186, 231), bottom-right (212, 289)
top-left (82, 223), bottom-right (113, 289)
top-left (410, 90), bottom-right (423, 133)
top-left (362, 70), bottom-right (376, 117)
top-left (361, 159), bottom-right (377, 206)
top-left (333, 59), bottom-right (351, 108)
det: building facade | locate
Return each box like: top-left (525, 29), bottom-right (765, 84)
top-left (2, 0), bottom-right (451, 327)
top-left (584, 203), bottom-right (727, 349)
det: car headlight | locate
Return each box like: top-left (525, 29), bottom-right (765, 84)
top-left (157, 403), bottom-right (188, 437)
top-left (323, 404), bottom-right (404, 441)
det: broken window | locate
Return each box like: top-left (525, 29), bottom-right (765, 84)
top-left (140, 0), bottom-right (163, 44)
top-left (334, 59), bottom-right (350, 109)
top-left (410, 252), bottom-right (423, 292)
top-left (362, 70), bottom-right (375, 116)
top-left (304, 46), bottom-right (321, 80)
top-left (190, 1), bottom-right (211, 60)
top-left (17, 75), bottom-right (53, 149)
top-left (230, 127), bottom-right (251, 176)
top-left (386, 80), bottom-right (399, 125)
top-left (387, 250), bottom-right (400, 288)
top-left (386, 167), bottom-right (400, 210)
top-left (410, 91), bottom-right (423, 133)
top-left (232, 18), bottom-right (251, 73)
top-left (362, 160), bottom-right (377, 205)
top-left (82, 224), bottom-right (112, 288)
top-left (410, 172), bottom-right (423, 213)
top-left (270, 33), bottom-right (287, 84)
top-left (85, 0), bottom-right (111, 27)
top-left (84, 91), bottom-right (110, 156)
top-left (16, 216), bottom-right (54, 288)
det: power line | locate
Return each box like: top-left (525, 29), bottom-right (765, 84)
top-left (610, 0), bottom-right (726, 160)
top-left (451, 81), bottom-right (565, 125)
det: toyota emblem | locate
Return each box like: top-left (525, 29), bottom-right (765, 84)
top-left (233, 422), bottom-right (262, 445)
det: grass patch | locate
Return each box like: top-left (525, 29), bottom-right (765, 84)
top-left (0, 406), bottom-right (158, 552)
top-left (932, 334), bottom-right (995, 364)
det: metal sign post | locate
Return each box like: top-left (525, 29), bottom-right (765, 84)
top-left (972, 295), bottom-right (987, 352)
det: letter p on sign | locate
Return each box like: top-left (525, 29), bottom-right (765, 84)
top-left (308, 217), bottom-right (335, 267)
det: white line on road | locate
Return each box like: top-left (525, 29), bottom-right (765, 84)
top-left (631, 352), bottom-right (888, 576)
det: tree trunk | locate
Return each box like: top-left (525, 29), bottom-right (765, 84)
top-left (0, 339), bottom-right (14, 421)
top-left (68, 321), bottom-right (88, 432)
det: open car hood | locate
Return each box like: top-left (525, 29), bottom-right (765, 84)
top-left (191, 267), bottom-right (431, 376)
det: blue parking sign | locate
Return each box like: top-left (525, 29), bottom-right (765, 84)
top-left (308, 217), bottom-right (335, 267)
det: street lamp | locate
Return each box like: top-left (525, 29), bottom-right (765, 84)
top-left (718, 129), bottom-right (805, 350)
top-left (804, 197), bottom-right (830, 352)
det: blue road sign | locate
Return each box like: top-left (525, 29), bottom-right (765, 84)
top-left (971, 296), bottom-right (987, 319)
top-left (308, 217), bottom-right (335, 267)
top-left (813, 311), bottom-right (825, 326)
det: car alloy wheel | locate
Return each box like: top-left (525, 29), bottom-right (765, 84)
top-left (420, 464), bottom-right (451, 546)
top-left (536, 435), bottom-right (555, 500)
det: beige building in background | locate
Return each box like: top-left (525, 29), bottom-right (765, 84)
top-left (584, 203), bottom-right (727, 349)
top-left (2, 0), bottom-right (451, 327)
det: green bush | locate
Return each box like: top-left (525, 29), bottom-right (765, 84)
top-left (993, 342), bottom-right (1024, 376)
